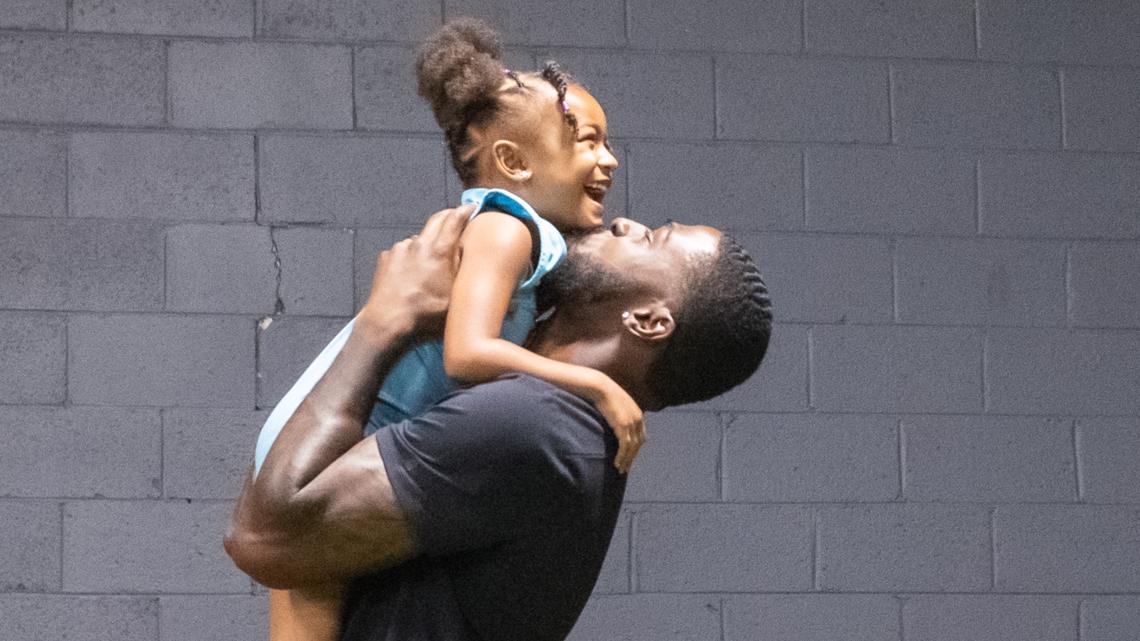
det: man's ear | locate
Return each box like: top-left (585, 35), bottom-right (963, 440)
top-left (490, 140), bottom-right (532, 183)
top-left (622, 303), bottom-right (675, 342)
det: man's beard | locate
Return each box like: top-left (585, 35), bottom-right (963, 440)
top-left (535, 230), bottom-right (643, 315)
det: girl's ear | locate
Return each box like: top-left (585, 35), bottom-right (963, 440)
top-left (622, 303), bottom-right (675, 342)
top-left (490, 140), bottom-right (532, 183)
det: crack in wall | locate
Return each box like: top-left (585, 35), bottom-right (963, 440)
top-left (268, 227), bottom-right (285, 315)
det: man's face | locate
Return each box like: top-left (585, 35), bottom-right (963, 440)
top-left (540, 217), bottom-right (722, 310)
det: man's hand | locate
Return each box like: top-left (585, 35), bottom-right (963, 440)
top-left (359, 205), bottom-right (473, 341)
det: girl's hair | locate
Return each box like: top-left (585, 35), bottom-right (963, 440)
top-left (415, 18), bottom-right (578, 185)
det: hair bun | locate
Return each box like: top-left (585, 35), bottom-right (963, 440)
top-left (415, 18), bottom-right (506, 131)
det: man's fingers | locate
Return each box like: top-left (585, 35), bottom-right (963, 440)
top-left (420, 204), bottom-right (473, 242)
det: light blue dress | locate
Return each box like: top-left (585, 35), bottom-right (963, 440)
top-left (253, 188), bottom-right (567, 473)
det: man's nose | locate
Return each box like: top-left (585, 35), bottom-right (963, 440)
top-left (610, 217), bottom-right (637, 236)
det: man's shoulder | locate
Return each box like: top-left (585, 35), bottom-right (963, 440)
top-left (448, 374), bottom-right (610, 452)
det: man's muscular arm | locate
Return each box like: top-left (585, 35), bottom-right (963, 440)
top-left (224, 207), bottom-right (469, 589)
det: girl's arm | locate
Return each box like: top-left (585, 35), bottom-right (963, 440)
top-left (268, 585), bottom-right (342, 641)
top-left (443, 212), bottom-right (645, 472)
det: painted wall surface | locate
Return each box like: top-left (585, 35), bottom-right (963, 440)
top-left (1, 2), bottom-right (1138, 639)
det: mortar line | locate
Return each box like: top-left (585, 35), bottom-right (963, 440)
top-left (252, 0), bottom-right (260, 37)
top-left (897, 418), bottom-right (906, 500)
top-left (973, 0), bottom-right (981, 56)
top-left (1077, 599), bottom-right (1085, 641)
top-left (973, 159), bottom-right (982, 234)
top-left (719, 596), bottom-right (727, 641)
top-left (1072, 419), bottom-right (1084, 502)
top-left (1059, 67), bottom-right (1068, 149)
top-left (989, 505), bottom-right (997, 590)
top-left (897, 595), bottom-right (906, 641)
top-left (800, 147), bottom-right (808, 228)
top-left (628, 511), bottom-right (638, 592)
top-left (887, 64), bottom-right (896, 144)
top-left (1064, 243), bottom-right (1073, 326)
top-left (65, 0), bottom-right (72, 31)
top-left (350, 46), bottom-right (358, 130)
top-left (253, 134), bottom-right (261, 223)
top-left (718, 413), bottom-right (727, 501)
top-left (59, 501), bottom-right (65, 590)
top-left (163, 40), bottom-right (171, 126)
top-left (811, 507), bottom-right (820, 590)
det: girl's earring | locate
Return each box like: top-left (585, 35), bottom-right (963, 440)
top-left (621, 311), bottom-right (630, 320)
top-left (518, 170), bottom-right (532, 180)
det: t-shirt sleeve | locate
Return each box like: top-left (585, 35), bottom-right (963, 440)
top-left (374, 378), bottom-right (585, 556)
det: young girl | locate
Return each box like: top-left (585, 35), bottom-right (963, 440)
top-left (255, 19), bottom-right (637, 641)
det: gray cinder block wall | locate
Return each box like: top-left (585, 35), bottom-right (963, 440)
top-left (1, 2), bottom-right (1138, 640)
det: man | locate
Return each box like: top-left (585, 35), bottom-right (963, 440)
top-left (225, 208), bottom-right (772, 641)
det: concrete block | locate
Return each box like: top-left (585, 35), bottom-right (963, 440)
top-left (902, 416), bottom-right (1076, 502)
top-left (1064, 68), bottom-right (1140, 152)
top-left (985, 329), bottom-right (1140, 415)
top-left (0, 501), bottom-right (61, 591)
top-left (160, 595), bottom-right (268, 641)
top-left (1070, 243), bottom-right (1140, 328)
top-left (354, 45), bottom-right (437, 132)
top-left (163, 408), bottom-right (268, 500)
top-left (979, 152), bottom-right (1140, 239)
top-left (625, 143), bottom-right (801, 231)
top-left (623, 411), bottom-right (719, 502)
top-left (806, 0), bottom-right (974, 58)
top-left (257, 316), bottom-right (352, 408)
top-left (1083, 597), bottom-right (1140, 641)
top-left (0, 218), bottom-right (164, 311)
top-left (539, 50), bottom-right (715, 139)
top-left (818, 504), bottom-right (991, 591)
top-left (718, 56), bottom-right (889, 143)
top-left (0, 407), bottom-right (161, 498)
top-left (805, 146), bottom-right (975, 235)
top-left (354, 228), bottom-right (418, 309)
top-left (690, 324), bottom-right (808, 413)
top-left (725, 414), bottom-right (898, 502)
top-left (724, 595), bottom-right (899, 641)
top-left (896, 238), bottom-right (1067, 326)
top-left (69, 314), bottom-right (254, 408)
top-left (0, 34), bottom-right (163, 125)
top-left (628, 0), bottom-right (800, 52)
top-left (812, 326), bottom-right (983, 413)
top-left (446, 0), bottom-right (625, 47)
top-left (904, 595), bottom-right (1077, 641)
top-left (635, 504), bottom-right (813, 591)
top-left (592, 509), bottom-right (630, 594)
top-left (0, 130), bottom-right (66, 218)
top-left (259, 135), bottom-right (446, 226)
top-left (275, 227), bottom-right (355, 316)
top-left (0, 595), bottom-right (157, 641)
top-left (0, 0), bottom-right (66, 29)
top-left (1076, 418), bottom-right (1140, 503)
top-left (262, 0), bottom-right (440, 41)
top-left (978, 0), bottom-right (1140, 65)
top-left (70, 132), bottom-right (254, 222)
top-left (73, 0), bottom-right (253, 37)
top-left (995, 505), bottom-right (1140, 591)
top-left (739, 232), bottom-right (892, 324)
top-left (566, 594), bottom-right (721, 641)
top-left (166, 225), bottom-right (277, 314)
top-left (169, 41), bottom-right (352, 129)
top-left (63, 500), bottom-right (249, 593)
top-left (892, 63), bottom-right (1060, 149)
top-left (0, 312), bottom-right (65, 404)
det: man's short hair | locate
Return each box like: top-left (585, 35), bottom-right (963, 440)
top-left (648, 235), bottom-right (772, 407)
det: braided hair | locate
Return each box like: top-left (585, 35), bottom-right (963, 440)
top-left (648, 235), bottom-right (773, 407)
top-left (415, 18), bottom-right (580, 186)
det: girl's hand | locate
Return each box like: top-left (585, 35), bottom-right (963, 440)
top-left (593, 380), bottom-right (645, 474)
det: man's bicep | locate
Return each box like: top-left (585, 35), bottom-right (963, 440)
top-left (293, 437), bottom-right (419, 580)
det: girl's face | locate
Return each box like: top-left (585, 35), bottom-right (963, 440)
top-left (517, 84), bottom-right (619, 232)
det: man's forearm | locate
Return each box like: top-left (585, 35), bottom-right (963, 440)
top-left (251, 313), bottom-right (414, 515)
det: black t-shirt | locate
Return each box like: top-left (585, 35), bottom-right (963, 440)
top-left (338, 374), bottom-right (627, 641)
